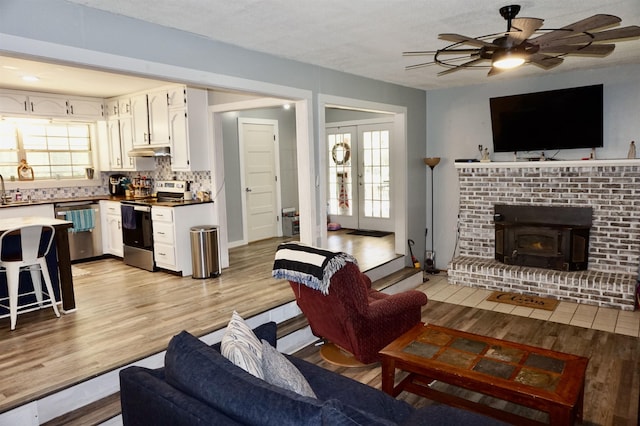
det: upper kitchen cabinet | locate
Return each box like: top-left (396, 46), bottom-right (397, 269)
top-left (0, 89), bottom-right (104, 120)
top-left (168, 86), bottom-right (210, 171)
top-left (105, 98), bottom-right (131, 119)
top-left (105, 96), bottom-right (153, 171)
top-left (131, 89), bottom-right (170, 147)
top-left (0, 90), bottom-right (29, 114)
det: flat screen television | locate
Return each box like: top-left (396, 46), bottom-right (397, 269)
top-left (490, 84), bottom-right (603, 153)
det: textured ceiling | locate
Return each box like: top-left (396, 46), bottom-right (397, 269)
top-left (62, 0), bottom-right (640, 90)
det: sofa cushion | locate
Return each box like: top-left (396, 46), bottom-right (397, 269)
top-left (288, 355), bottom-right (414, 423)
top-left (165, 331), bottom-right (326, 425)
top-left (322, 399), bottom-right (397, 426)
top-left (261, 339), bottom-right (316, 398)
top-left (220, 310), bottom-right (264, 379)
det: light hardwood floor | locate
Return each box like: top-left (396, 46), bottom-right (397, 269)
top-left (0, 230), bottom-right (396, 415)
top-left (296, 283), bottom-right (640, 425)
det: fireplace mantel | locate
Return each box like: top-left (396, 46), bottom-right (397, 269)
top-left (454, 158), bottom-right (640, 170)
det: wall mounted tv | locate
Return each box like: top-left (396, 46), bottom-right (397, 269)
top-left (490, 84), bottom-right (603, 153)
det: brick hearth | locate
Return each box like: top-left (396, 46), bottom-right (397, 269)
top-left (448, 160), bottom-right (640, 310)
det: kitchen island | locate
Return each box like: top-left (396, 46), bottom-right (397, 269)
top-left (0, 216), bottom-right (75, 312)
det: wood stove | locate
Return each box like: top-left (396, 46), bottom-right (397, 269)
top-left (494, 204), bottom-right (592, 271)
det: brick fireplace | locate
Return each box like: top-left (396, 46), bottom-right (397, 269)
top-left (448, 160), bottom-right (640, 310)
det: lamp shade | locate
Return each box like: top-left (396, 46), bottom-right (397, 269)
top-left (424, 157), bottom-right (441, 169)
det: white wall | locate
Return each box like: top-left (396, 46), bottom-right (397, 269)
top-left (426, 64), bottom-right (640, 270)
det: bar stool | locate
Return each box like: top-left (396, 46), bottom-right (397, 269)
top-left (0, 225), bottom-right (61, 330)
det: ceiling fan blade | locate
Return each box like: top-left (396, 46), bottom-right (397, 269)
top-left (437, 57), bottom-right (486, 76)
top-left (405, 61), bottom-right (436, 70)
top-left (508, 17), bottom-right (544, 43)
top-left (403, 49), bottom-right (480, 56)
top-left (531, 14), bottom-right (622, 45)
top-left (537, 25), bottom-right (640, 48)
top-left (528, 53), bottom-right (564, 69)
top-left (438, 33), bottom-right (496, 48)
top-left (540, 44), bottom-right (615, 56)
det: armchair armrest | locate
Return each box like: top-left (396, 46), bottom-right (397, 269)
top-left (366, 290), bottom-right (427, 320)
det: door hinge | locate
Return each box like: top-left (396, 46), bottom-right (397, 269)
top-left (275, 176), bottom-right (278, 182)
top-left (277, 215), bottom-right (280, 222)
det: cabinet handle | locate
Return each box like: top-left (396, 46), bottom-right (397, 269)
top-left (30, 102), bottom-right (34, 112)
top-left (70, 105), bottom-right (74, 114)
top-left (23, 101), bottom-right (27, 111)
top-left (158, 231), bottom-right (165, 235)
top-left (118, 221), bottom-right (121, 229)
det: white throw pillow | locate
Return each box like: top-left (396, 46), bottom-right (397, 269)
top-left (261, 339), bottom-right (317, 398)
top-left (220, 311), bottom-right (264, 379)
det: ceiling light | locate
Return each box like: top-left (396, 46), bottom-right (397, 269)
top-left (283, 103), bottom-right (291, 110)
top-left (492, 50), bottom-right (525, 70)
top-left (21, 75), bottom-right (40, 82)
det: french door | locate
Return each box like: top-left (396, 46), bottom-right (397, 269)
top-left (327, 123), bottom-right (393, 232)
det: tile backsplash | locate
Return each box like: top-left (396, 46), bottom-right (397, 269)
top-left (5, 157), bottom-right (212, 201)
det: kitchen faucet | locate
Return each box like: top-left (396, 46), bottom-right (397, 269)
top-left (0, 174), bottom-right (6, 205)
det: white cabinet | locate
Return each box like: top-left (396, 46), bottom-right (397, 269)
top-left (0, 91), bottom-right (29, 115)
top-left (101, 201), bottom-right (123, 257)
top-left (152, 203), bottom-right (215, 276)
top-left (105, 95), bottom-right (153, 171)
top-left (151, 206), bottom-right (177, 272)
top-left (0, 89), bottom-right (104, 120)
top-left (29, 94), bottom-right (104, 119)
top-left (132, 90), bottom-right (170, 147)
top-left (106, 98), bottom-right (131, 119)
top-left (168, 87), bottom-right (210, 171)
top-left (29, 95), bottom-right (68, 116)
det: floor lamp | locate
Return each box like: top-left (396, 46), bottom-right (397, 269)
top-left (424, 157), bottom-right (440, 274)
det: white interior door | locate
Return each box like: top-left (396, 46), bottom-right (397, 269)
top-left (327, 122), bottom-right (393, 232)
top-left (239, 119), bottom-right (280, 243)
top-left (357, 124), bottom-right (393, 232)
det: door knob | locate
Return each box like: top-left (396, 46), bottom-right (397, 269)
top-left (245, 187), bottom-right (252, 192)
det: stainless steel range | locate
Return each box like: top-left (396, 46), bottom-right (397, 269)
top-left (120, 180), bottom-right (189, 271)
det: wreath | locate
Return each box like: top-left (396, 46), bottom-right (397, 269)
top-left (331, 141), bottom-right (351, 165)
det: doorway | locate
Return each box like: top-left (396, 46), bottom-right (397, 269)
top-left (238, 118), bottom-right (281, 243)
top-left (326, 122), bottom-right (393, 232)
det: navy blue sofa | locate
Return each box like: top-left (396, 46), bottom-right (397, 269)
top-left (119, 322), bottom-right (503, 425)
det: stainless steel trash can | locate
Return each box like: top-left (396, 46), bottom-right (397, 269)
top-left (190, 225), bottom-right (220, 279)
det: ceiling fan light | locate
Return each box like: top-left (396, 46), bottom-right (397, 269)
top-left (493, 50), bottom-right (525, 69)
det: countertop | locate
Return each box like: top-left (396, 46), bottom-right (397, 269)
top-left (0, 195), bottom-right (213, 208)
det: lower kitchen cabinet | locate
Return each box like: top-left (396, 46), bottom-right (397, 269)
top-left (101, 200), bottom-right (123, 257)
top-left (151, 203), bottom-right (214, 276)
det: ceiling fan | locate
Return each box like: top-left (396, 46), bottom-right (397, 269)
top-left (404, 4), bottom-right (640, 76)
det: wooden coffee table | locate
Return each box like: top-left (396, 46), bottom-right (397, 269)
top-left (379, 323), bottom-right (588, 425)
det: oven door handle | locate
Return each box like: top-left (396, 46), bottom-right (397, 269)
top-left (133, 205), bottom-right (151, 212)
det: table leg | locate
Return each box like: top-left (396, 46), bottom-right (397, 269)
top-left (381, 358), bottom-right (396, 396)
top-left (54, 228), bottom-right (76, 312)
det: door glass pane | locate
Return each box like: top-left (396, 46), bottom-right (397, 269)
top-left (328, 132), bottom-right (353, 216)
top-left (362, 130), bottom-right (390, 219)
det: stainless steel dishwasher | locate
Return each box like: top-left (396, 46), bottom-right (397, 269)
top-left (54, 201), bottom-right (103, 261)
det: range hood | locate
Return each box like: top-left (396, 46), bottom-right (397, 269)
top-left (127, 146), bottom-right (171, 157)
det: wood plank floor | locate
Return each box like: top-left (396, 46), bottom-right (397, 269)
top-left (295, 285), bottom-right (640, 425)
top-left (0, 229), bottom-right (396, 415)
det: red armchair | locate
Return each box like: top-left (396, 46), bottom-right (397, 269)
top-left (289, 262), bottom-right (428, 364)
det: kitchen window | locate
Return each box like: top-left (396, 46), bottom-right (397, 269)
top-left (0, 119), bottom-right (93, 180)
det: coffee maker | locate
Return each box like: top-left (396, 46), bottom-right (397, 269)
top-left (109, 174), bottom-right (127, 196)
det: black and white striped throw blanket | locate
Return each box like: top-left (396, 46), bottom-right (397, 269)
top-left (272, 242), bottom-right (358, 295)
